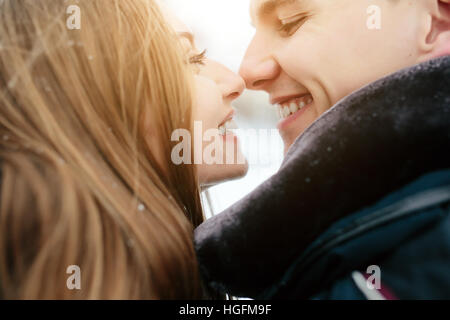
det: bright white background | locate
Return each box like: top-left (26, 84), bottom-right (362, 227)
top-left (165, 0), bottom-right (284, 217)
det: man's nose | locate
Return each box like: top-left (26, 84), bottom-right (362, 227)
top-left (239, 55), bottom-right (280, 91)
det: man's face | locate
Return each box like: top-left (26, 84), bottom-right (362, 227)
top-left (240, 0), bottom-right (426, 154)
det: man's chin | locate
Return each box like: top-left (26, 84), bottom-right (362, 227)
top-left (281, 130), bottom-right (303, 156)
top-left (279, 114), bottom-right (320, 156)
top-left (282, 139), bottom-right (295, 156)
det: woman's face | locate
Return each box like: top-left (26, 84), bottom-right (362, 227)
top-left (164, 9), bottom-right (249, 187)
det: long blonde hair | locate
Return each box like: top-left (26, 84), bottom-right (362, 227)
top-left (0, 0), bottom-right (204, 299)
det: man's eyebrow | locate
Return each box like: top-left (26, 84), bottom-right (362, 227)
top-left (259, 0), bottom-right (296, 16)
top-left (252, 0), bottom-right (299, 25)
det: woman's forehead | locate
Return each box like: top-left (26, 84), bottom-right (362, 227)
top-left (158, 1), bottom-right (193, 35)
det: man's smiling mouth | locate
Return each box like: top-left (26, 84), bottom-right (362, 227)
top-left (274, 94), bottom-right (313, 121)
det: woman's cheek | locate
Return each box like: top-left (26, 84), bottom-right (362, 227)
top-left (193, 75), bottom-right (222, 130)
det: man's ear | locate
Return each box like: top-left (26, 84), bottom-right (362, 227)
top-left (420, 0), bottom-right (450, 60)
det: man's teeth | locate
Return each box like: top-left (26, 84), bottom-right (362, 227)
top-left (218, 119), bottom-right (237, 136)
top-left (276, 95), bottom-right (313, 120)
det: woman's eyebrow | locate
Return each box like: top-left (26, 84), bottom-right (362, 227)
top-left (177, 31), bottom-right (195, 46)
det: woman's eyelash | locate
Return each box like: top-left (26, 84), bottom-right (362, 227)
top-left (189, 49), bottom-right (207, 65)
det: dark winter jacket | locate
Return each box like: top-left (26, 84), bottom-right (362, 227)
top-left (194, 56), bottom-right (450, 299)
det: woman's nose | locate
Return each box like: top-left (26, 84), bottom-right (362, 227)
top-left (221, 72), bottom-right (246, 103)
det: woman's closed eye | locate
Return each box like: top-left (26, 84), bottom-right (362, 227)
top-left (188, 49), bottom-right (207, 73)
top-left (189, 49), bottom-right (207, 65)
top-left (278, 15), bottom-right (307, 37)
